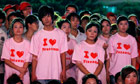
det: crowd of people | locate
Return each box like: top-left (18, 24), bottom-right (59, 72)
top-left (0, 1), bottom-right (140, 84)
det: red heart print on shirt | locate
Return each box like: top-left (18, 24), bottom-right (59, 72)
top-left (49, 39), bottom-right (56, 46)
top-left (90, 53), bottom-right (97, 59)
top-left (16, 51), bottom-right (24, 58)
top-left (124, 44), bottom-right (130, 50)
top-left (67, 49), bottom-right (73, 55)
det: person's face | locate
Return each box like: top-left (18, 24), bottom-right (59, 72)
top-left (61, 22), bottom-right (71, 35)
top-left (22, 7), bottom-right (32, 17)
top-left (109, 16), bottom-right (116, 24)
top-left (65, 7), bottom-right (76, 17)
top-left (81, 19), bottom-right (89, 30)
top-left (9, 16), bottom-right (17, 27)
top-left (70, 16), bottom-right (80, 29)
top-left (129, 16), bottom-right (138, 27)
top-left (118, 20), bottom-right (128, 33)
top-left (117, 76), bottom-right (122, 84)
top-left (0, 19), bottom-right (3, 27)
top-left (28, 21), bottom-right (39, 31)
top-left (6, 9), bottom-right (15, 16)
top-left (86, 26), bottom-right (98, 41)
top-left (42, 14), bottom-right (52, 26)
top-left (111, 30), bottom-right (117, 35)
top-left (16, 82), bottom-right (22, 84)
top-left (85, 78), bottom-right (97, 84)
top-left (13, 22), bottom-right (24, 36)
top-left (102, 21), bottom-right (111, 35)
top-left (124, 72), bottom-right (138, 84)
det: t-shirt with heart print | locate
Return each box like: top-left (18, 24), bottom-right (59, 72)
top-left (107, 33), bottom-right (138, 76)
top-left (1, 38), bottom-right (31, 84)
top-left (66, 38), bottom-right (77, 80)
top-left (30, 28), bottom-right (68, 80)
top-left (72, 41), bottom-right (105, 84)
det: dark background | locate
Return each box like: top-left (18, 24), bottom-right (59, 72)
top-left (1, 0), bottom-right (140, 19)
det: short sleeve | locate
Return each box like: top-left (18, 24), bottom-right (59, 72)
top-left (98, 47), bottom-right (105, 63)
top-left (131, 38), bottom-right (138, 58)
top-left (72, 44), bottom-right (82, 64)
top-left (24, 42), bottom-right (31, 62)
top-left (30, 34), bottom-right (40, 56)
top-left (1, 39), bottom-right (10, 61)
top-left (59, 31), bottom-right (68, 53)
top-left (107, 37), bottom-right (115, 54)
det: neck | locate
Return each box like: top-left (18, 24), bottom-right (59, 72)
top-left (25, 29), bottom-right (34, 40)
top-left (13, 35), bottom-right (23, 43)
top-left (71, 28), bottom-right (78, 37)
top-left (118, 32), bottom-right (128, 37)
top-left (102, 33), bottom-right (110, 38)
top-left (85, 39), bottom-right (95, 44)
top-left (44, 24), bottom-right (54, 31)
top-left (67, 35), bottom-right (70, 41)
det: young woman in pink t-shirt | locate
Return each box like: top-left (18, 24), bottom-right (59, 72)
top-left (57, 19), bottom-right (77, 80)
top-left (72, 21), bottom-right (104, 84)
top-left (106, 16), bottom-right (138, 84)
top-left (1, 18), bottom-right (31, 84)
top-left (98, 18), bottom-right (111, 84)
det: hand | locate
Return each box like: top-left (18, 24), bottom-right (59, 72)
top-left (18, 67), bottom-right (26, 74)
top-left (106, 72), bottom-right (110, 84)
top-left (103, 43), bottom-right (108, 49)
top-left (31, 73), bottom-right (37, 82)
top-left (60, 70), bottom-right (66, 82)
top-left (19, 73), bottom-right (24, 80)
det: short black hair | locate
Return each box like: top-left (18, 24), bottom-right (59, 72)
top-left (81, 15), bottom-right (90, 21)
top-left (117, 15), bottom-right (128, 25)
top-left (115, 72), bottom-right (121, 83)
top-left (82, 74), bottom-right (99, 84)
top-left (25, 14), bottom-right (38, 30)
top-left (48, 80), bottom-right (61, 84)
top-left (127, 20), bottom-right (136, 37)
top-left (63, 77), bottom-right (77, 84)
top-left (90, 13), bottom-right (101, 21)
top-left (38, 5), bottom-right (54, 22)
top-left (7, 11), bottom-right (24, 21)
top-left (100, 18), bottom-right (111, 30)
top-left (111, 23), bottom-right (118, 32)
top-left (66, 12), bottom-right (80, 22)
top-left (65, 4), bottom-right (78, 13)
top-left (79, 10), bottom-right (91, 18)
top-left (7, 74), bottom-right (23, 84)
top-left (57, 19), bottom-right (71, 29)
top-left (0, 10), bottom-right (6, 23)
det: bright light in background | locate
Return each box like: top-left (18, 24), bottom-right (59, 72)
top-left (103, 6), bottom-right (116, 13)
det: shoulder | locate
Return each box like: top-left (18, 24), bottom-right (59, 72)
top-left (55, 28), bottom-right (66, 34)
top-left (70, 39), bottom-right (77, 44)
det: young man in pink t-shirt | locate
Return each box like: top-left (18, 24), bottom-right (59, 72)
top-left (30, 5), bottom-right (68, 84)
top-left (106, 16), bottom-right (138, 84)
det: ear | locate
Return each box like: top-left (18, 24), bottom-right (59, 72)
top-left (28, 23), bottom-right (31, 27)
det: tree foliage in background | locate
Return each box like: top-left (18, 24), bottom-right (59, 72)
top-left (0, 0), bottom-right (140, 19)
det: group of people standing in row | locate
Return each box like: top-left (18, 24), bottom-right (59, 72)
top-left (0, 1), bottom-right (140, 84)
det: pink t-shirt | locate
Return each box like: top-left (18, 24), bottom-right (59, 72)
top-left (99, 34), bottom-right (109, 43)
top-left (30, 28), bottom-right (68, 80)
top-left (66, 39), bottom-right (77, 79)
top-left (1, 38), bottom-right (31, 84)
top-left (98, 35), bottom-right (110, 84)
top-left (107, 33), bottom-right (138, 76)
top-left (72, 41), bottom-right (105, 84)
